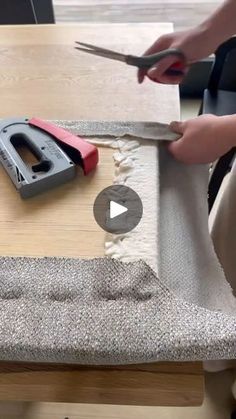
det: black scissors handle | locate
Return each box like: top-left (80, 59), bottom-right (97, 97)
top-left (126, 48), bottom-right (186, 76)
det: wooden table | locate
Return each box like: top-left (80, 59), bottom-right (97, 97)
top-left (0, 23), bottom-right (204, 406)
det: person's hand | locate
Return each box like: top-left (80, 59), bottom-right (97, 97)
top-left (168, 114), bottom-right (234, 164)
top-left (138, 27), bottom-right (217, 84)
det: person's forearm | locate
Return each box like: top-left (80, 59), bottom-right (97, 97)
top-left (219, 114), bottom-right (236, 148)
top-left (198, 0), bottom-right (236, 49)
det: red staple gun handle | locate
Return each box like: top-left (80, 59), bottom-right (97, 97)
top-left (29, 118), bottom-right (99, 175)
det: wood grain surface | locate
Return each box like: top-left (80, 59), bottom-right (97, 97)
top-left (0, 361), bottom-right (203, 406)
top-left (0, 24), bottom-right (203, 406)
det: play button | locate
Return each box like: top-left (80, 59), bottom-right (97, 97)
top-left (93, 185), bottom-right (143, 234)
top-left (110, 201), bottom-right (128, 219)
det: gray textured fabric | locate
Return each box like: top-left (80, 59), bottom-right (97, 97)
top-left (0, 257), bottom-right (236, 364)
top-left (53, 120), bottom-right (180, 141)
top-left (0, 120), bottom-right (236, 364)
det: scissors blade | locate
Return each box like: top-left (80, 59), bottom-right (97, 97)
top-left (76, 42), bottom-right (124, 55)
top-left (75, 41), bottom-right (127, 63)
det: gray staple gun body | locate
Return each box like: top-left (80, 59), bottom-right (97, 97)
top-left (0, 118), bottom-right (75, 198)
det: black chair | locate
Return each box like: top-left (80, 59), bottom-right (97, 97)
top-left (0, 0), bottom-right (55, 24)
top-left (199, 37), bottom-right (236, 212)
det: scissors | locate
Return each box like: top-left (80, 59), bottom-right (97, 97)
top-left (75, 41), bottom-right (186, 78)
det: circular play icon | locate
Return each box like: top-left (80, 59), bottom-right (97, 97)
top-left (93, 185), bottom-right (143, 234)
